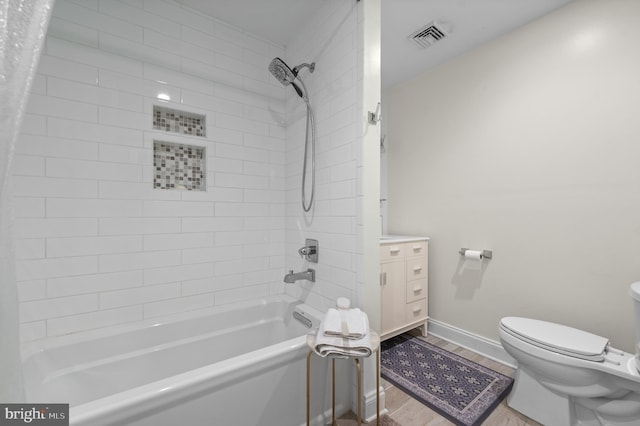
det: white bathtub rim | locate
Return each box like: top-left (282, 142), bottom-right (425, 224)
top-left (22, 294), bottom-right (303, 359)
top-left (23, 294), bottom-right (325, 425)
top-left (70, 334), bottom-right (309, 425)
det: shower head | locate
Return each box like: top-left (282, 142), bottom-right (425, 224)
top-left (268, 57), bottom-right (315, 100)
top-left (269, 57), bottom-right (297, 85)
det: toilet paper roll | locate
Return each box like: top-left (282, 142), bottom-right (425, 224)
top-left (464, 250), bottom-right (483, 260)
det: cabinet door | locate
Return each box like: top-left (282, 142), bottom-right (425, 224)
top-left (381, 260), bottom-right (406, 335)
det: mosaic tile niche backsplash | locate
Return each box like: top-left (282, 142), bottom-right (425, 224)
top-left (153, 105), bottom-right (206, 137)
top-left (153, 141), bottom-right (206, 191)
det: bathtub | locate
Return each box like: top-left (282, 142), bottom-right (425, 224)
top-left (22, 295), bottom-right (344, 426)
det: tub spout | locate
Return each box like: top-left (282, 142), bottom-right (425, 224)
top-left (284, 268), bottom-right (315, 283)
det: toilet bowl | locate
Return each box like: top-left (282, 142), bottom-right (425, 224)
top-left (498, 282), bottom-right (640, 426)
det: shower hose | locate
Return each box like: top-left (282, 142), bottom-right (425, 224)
top-left (301, 96), bottom-right (316, 213)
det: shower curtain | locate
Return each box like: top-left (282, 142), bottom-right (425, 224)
top-left (0, 0), bottom-right (54, 402)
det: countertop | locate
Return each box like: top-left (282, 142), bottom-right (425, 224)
top-left (380, 235), bottom-right (430, 244)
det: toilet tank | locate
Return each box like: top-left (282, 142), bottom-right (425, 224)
top-left (630, 282), bottom-right (640, 372)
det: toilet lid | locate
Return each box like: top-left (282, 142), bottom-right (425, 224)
top-left (500, 317), bottom-right (609, 361)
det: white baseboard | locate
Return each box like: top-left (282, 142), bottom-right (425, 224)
top-left (427, 319), bottom-right (517, 368)
top-left (362, 386), bottom-right (388, 423)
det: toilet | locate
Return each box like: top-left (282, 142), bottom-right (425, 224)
top-left (498, 282), bottom-right (640, 426)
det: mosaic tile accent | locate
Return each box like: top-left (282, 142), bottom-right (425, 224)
top-left (153, 141), bottom-right (206, 191)
top-left (153, 105), bottom-right (206, 137)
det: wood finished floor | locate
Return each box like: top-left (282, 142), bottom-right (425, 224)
top-left (338, 332), bottom-right (542, 426)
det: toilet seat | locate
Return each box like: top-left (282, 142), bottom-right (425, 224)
top-left (500, 317), bottom-right (610, 362)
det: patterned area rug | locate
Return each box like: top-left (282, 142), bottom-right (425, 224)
top-left (381, 334), bottom-right (513, 426)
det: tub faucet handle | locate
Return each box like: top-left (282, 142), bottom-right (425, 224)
top-left (298, 238), bottom-right (318, 263)
top-left (298, 246), bottom-right (313, 257)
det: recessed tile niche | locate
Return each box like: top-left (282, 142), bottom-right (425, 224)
top-left (153, 141), bottom-right (206, 191)
top-left (153, 105), bottom-right (206, 137)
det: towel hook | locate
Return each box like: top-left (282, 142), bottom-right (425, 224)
top-left (368, 102), bottom-right (381, 125)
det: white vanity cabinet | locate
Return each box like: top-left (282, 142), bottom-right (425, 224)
top-left (380, 236), bottom-right (429, 340)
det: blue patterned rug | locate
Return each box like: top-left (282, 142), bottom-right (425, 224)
top-left (381, 334), bottom-right (513, 426)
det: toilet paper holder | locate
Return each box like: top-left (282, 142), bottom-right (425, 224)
top-left (459, 248), bottom-right (493, 259)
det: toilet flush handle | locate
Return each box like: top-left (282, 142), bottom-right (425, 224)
top-left (603, 344), bottom-right (623, 366)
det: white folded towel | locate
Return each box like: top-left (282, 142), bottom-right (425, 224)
top-left (313, 309), bottom-right (373, 357)
top-left (313, 331), bottom-right (373, 358)
top-left (322, 307), bottom-right (369, 340)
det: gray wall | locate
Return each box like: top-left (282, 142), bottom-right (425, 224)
top-left (387, 0), bottom-right (640, 352)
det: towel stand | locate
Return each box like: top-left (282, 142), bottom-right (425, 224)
top-left (306, 332), bottom-right (380, 426)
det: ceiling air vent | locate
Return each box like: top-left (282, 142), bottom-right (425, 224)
top-left (408, 21), bottom-right (449, 49)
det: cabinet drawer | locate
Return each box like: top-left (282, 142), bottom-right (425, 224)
top-left (406, 299), bottom-right (427, 322)
top-left (406, 278), bottom-right (427, 303)
top-left (406, 258), bottom-right (427, 281)
top-left (380, 243), bottom-right (405, 261)
top-left (406, 241), bottom-right (427, 258)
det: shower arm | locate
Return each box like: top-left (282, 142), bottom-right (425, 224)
top-left (294, 62), bottom-right (315, 74)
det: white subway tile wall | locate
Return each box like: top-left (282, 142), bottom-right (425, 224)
top-left (15, 0), bottom-right (290, 341)
top-left (15, 0), bottom-right (365, 341)
top-left (283, 1), bottom-right (364, 312)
